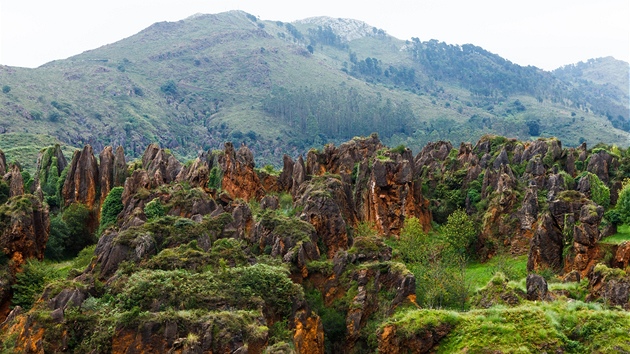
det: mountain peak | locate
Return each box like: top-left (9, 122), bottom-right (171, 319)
top-left (294, 16), bottom-right (386, 41)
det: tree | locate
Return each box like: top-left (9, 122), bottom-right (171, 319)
top-left (441, 209), bottom-right (477, 256)
top-left (160, 80), bottom-right (178, 96)
top-left (614, 179), bottom-right (630, 224)
top-left (62, 203), bottom-right (94, 257)
top-left (2, 85), bottom-right (10, 94)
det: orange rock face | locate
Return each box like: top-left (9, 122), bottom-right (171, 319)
top-left (293, 309), bottom-right (325, 354)
top-left (362, 157), bottom-right (431, 235)
top-left (377, 323), bottom-right (452, 354)
top-left (219, 142), bottom-right (264, 201)
top-left (62, 145), bottom-right (100, 209)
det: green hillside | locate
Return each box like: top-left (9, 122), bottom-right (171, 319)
top-left (0, 10), bottom-right (628, 167)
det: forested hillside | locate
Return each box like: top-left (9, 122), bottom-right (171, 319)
top-left (0, 10), bottom-right (628, 170)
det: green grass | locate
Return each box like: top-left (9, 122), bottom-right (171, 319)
top-left (414, 301), bottom-right (630, 353)
top-left (0, 133), bottom-right (76, 173)
top-left (600, 224), bottom-right (630, 244)
top-left (466, 254), bottom-right (528, 291)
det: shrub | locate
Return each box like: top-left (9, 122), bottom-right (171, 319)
top-left (12, 260), bottom-right (48, 310)
top-left (144, 198), bottom-right (165, 220)
top-left (208, 166), bottom-right (223, 190)
top-left (62, 203), bottom-right (95, 257)
top-left (579, 172), bottom-right (610, 208)
top-left (0, 179), bottom-right (9, 205)
top-left (45, 215), bottom-right (70, 260)
top-left (98, 187), bottom-right (124, 235)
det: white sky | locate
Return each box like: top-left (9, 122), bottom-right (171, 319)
top-left (1, 0), bottom-right (628, 71)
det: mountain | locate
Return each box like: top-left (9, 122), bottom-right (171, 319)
top-left (0, 10), bottom-right (628, 168)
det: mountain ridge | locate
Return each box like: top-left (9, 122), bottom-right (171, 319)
top-left (0, 10), bottom-right (627, 169)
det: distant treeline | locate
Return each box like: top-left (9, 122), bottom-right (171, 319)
top-left (262, 86), bottom-right (414, 141)
top-left (407, 39), bottom-right (629, 128)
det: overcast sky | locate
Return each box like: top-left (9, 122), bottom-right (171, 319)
top-left (1, 0), bottom-right (628, 71)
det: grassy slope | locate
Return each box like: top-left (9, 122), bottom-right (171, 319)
top-left (0, 11), bottom-right (628, 167)
top-left (600, 224), bottom-right (630, 244)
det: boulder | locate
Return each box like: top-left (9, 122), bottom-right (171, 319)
top-left (526, 273), bottom-right (551, 301)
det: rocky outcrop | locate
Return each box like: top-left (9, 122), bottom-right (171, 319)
top-left (344, 266), bottom-right (416, 351)
top-left (613, 241), bottom-right (630, 269)
top-left (278, 154), bottom-right (295, 191)
top-left (0, 150), bottom-right (6, 176)
top-left (528, 190), bottom-right (605, 277)
top-left (142, 143), bottom-right (182, 186)
top-left (4, 164), bottom-right (24, 197)
top-left (111, 313), bottom-right (269, 354)
top-left (61, 145), bottom-right (101, 235)
top-left (587, 264), bottom-right (630, 310)
top-left (377, 318), bottom-right (453, 354)
top-left (99, 146), bottom-right (127, 205)
top-left (296, 176), bottom-right (352, 258)
top-left (414, 141), bottom-right (453, 173)
top-left (528, 212), bottom-right (564, 273)
top-left (293, 309), bottom-right (325, 354)
top-left (587, 150), bottom-right (618, 184)
top-left (33, 144), bottom-right (68, 195)
top-left (62, 145), bottom-right (100, 209)
top-left (219, 142), bottom-right (264, 201)
top-left (0, 194), bottom-right (50, 267)
top-left (251, 212), bottom-right (320, 276)
top-left (306, 134), bottom-right (384, 178)
top-left (0, 193), bottom-right (50, 321)
top-left (479, 165), bottom-right (526, 256)
top-left (362, 156), bottom-right (431, 235)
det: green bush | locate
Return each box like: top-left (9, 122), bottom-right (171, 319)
top-left (615, 181), bottom-right (630, 224)
top-left (208, 166), bottom-right (223, 190)
top-left (0, 179), bottom-right (9, 205)
top-left (98, 187), bottom-right (124, 235)
top-left (45, 215), bottom-right (70, 260)
top-left (144, 198), bottom-right (165, 220)
top-left (62, 203), bottom-right (95, 257)
top-left (579, 172), bottom-right (610, 208)
top-left (12, 260), bottom-right (48, 310)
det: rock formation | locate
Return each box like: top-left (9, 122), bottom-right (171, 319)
top-left (219, 142), bottom-right (264, 201)
top-left (0, 150), bottom-right (6, 176)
